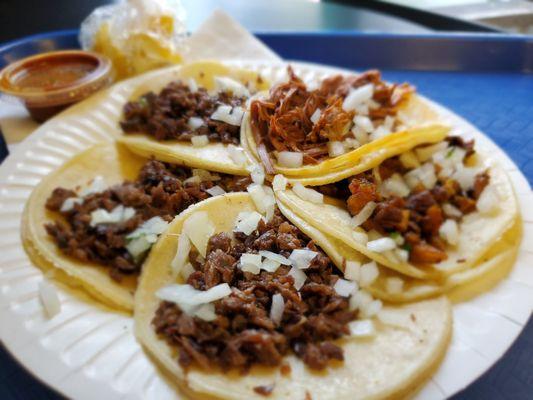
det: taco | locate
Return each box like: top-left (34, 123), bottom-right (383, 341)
top-left (274, 136), bottom-right (519, 281)
top-left (117, 61), bottom-right (270, 175)
top-left (22, 143), bottom-right (252, 310)
top-left (135, 192), bottom-right (452, 399)
top-left (242, 67), bottom-right (449, 184)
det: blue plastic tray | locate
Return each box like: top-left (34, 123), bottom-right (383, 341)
top-left (0, 30), bottom-right (532, 400)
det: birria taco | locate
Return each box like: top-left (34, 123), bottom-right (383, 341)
top-left (135, 192), bottom-right (452, 399)
top-left (242, 67), bottom-right (449, 184)
top-left (21, 143), bottom-right (252, 310)
top-left (274, 135), bottom-right (519, 281)
top-left (117, 61), bottom-right (270, 175)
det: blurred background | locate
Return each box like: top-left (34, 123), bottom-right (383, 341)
top-left (0, 0), bottom-right (532, 42)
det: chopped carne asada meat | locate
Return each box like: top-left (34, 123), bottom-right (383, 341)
top-left (250, 67), bottom-right (413, 172)
top-left (120, 81), bottom-right (246, 144)
top-left (153, 209), bottom-right (357, 372)
top-left (45, 161), bottom-right (251, 280)
top-left (318, 138), bottom-right (489, 264)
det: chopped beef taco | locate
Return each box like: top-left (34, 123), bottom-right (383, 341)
top-left (274, 136), bottom-right (519, 280)
top-left (117, 61), bottom-right (270, 175)
top-left (21, 143), bottom-right (251, 310)
top-left (242, 67), bottom-right (449, 185)
top-left (135, 192), bottom-right (452, 399)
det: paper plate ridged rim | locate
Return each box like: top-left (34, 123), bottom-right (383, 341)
top-left (0, 61), bottom-right (531, 400)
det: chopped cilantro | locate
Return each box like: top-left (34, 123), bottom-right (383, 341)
top-left (389, 231), bottom-right (401, 240)
top-left (446, 147), bottom-right (455, 158)
top-left (402, 243), bottom-right (412, 252)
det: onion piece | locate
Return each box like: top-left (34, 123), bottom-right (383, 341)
top-left (191, 135), bottom-right (209, 147)
top-left (194, 303), bottom-right (217, 321)
top-left (228, 144), bottom-right (247, 166)
top-left (206, 185), bottom-right (226, 197)
top-left (353, 115), bottom-right (374, 133)
top-left (477, 185), bottom-right (500, 215)
top-left (351, 201), bottom-right (377, 228)
top-left (334, 278), bottom-right (357, 297)
top-left (443, 203), bottom-right (462, 218)
top-left (39, 281), bottom-right (61, 318)
top-left (395, 248), bottom-right (409, 262)
top-left (171, 233), bottom-right (192, 273)
top-left (277, 151), bottom-right (303, 168)
top-left (385, 277), bottom-right (404, 294)
top-left (262, 258), bottom-right (281, 273)
top-left (188, 117), bottom-right (204, 130)
top-left (328, 141), bottom-right (346, 157)
top-left (352, 126), bottom-right (369, 144)
top-left (361, 299), bottom-right (383, 318)
top-left (348, 319), bottom-right (375, 338)
top-left (451, 165), bottom-right (478, 191)
top-left (292, 183), bottom-right (324, 204)
top-left (344, 260), bottom-right (361, 282)
top-left (234, 211), bottom-right (263, 235)
top-left (247, 164), bottom-right (265, 185)
top-left (380, 174), bottom-right (410, 198)
top-left (288, 266), bottom-right (307, 290)
top-left (342, 84), bottom-right (374, 111)
top-left (289, 249), bottom-right (318, 269)
top-left (360, 261), bottom-right (379, 287)
top-left (270, 293), bottom-right (285, 325)
top-left (366, 237), bottom-right (396, 253)
top-left (80, 175), bottom-right (106, 196)
top-left (240, 253), bottom-right (262, 274)
top-left (214, 76), bottom-right (250, 98)
top-left (211, 105), bottom-right (245, 126)
top-left (183, 175), bottom-right (202, 184)
top-left (187, 78), bottom-right (198, 92)
top-left (193, 283), bottom-right (232, 304)
top-left (259, 250), bottom-right (291, 266)
top-left (60, 197), bottom-right (83, 212)
top-left (349, 289), bottom-right (373, 311)
top-left (352, 230), bottom-right (369, 245)
top-left (182, 211), bottom-right (215, 257)
top-left (439, 219), bottom-right (459, 246)
top-left (415, 142), bottom-right (448, 162)
top-left (273, 174), bottom-right (288, 191)
top-left (181, 262), bottom-right (195, 280)
top-left (90, 205), bottom-right (136, 227)
top-left (310, 108), bottom-right (322, 124)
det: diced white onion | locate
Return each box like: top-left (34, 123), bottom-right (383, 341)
top-left (354, 103), bottom-right (369, 116)
top-left (289, 249), bottom-right (318, 269)
top-left (228, 144), bottom-right (247, 166)
top-left (352, 126), bottom-right (369, 144)
top-left (342, 84), bottom-right (374, 111)
top-left (262, 258), bottom-right (281, 273)
top-left (206, 185), bottom-right (226, 197)
top-left (415, 142), bottom-right (448, 162)
top-left (334, 278), bottom-right (357, 297)
top-left (351, 201), bottom-right (377, 228)
top-left (328, 141), bottom-right (346, 157)
top-left (187, 78), bottom-right (198, 92)
top-left (292, 183), bottom-right (324, 204)
top-left (477, 185), bottom-right (500, 215)
top-left (451, 164), bottom-right (478, 191)
top-left (399, 151), bottom-right (420, 169)
top-left (39, 281), bottom-right (61, 318)
top-left (361, 299), bottom-right (383, 318)
top-left (80, 175), bottom-right (106, 196)
top-left (383, 116), bottom-right (395, 130)
top-left (404, 163), bottom-right (437, 190)
top-left (370, 125), bottom-right (391, 141)
top-left (60, 197), bottom-right (83, 212)
top-left (211, 105), bottom-right (245, 126)
top-left (443, 203), bottom-right (463, 218)
top-left (234, 211), bottom-right (263, 235)
top-left (349, 289), bottom-right (373, 311)
top-left (310, 108), bottom-right (322, 124)
top-left (240, 253), bottom-right (262, 274)
top-left (188, 117), bottom-right (205, 130)
top-left (184, 175), bottom-right (202, 184)
top-left (127, 216), bottom-right (169, 241)
top-left (288, 266), bottom-right (307, 290)
top-left (247, 184), bottom-right (267, 213)
top-left (344, 137), bottom-right (360, 150)
top-left (126, 235), bottom-right (152, 259)
top-left (348, 232), bottom-right (367, 249)
top-left (259, 250), bottom-right (291, 266)
top-left (247, 164), bottom-right (265, 185)
top-left (439, 219), bottom-right (459, 246)
top-left (214, 76), bottom-right (250, 98)
top-left (353, 115), bottom-right (374, 133)
top-left (348, 319), bottom-right (375, 338)
top-left (344, 260), bottom-right (361, 282)
top-left (359, 261), bottom-right (379, 287)
top-left (273, 174), bottom-right (288, 191)
top-left (385, 277), bottom-right (404, 294)
top-left (366, 237), bottom-right (396, 253)
top-left (90, 205), bottom-right (136, 227)
top-left (193, 283), bottom-right (232, 304)
top-left (395, 248), bottom-right (409, 262)
top-left (171, 233), bottom-right (192, 273)
top-left (270, 293), bottom-right (285, 325)
top-left (182, 211), bottom-right (215, 257)
top-left (380, 174), bottom-right (410, 198)
top-left (277, 151), bottom-right (303, 168)
top-left (181, 262), bottom-right (195, 280)
top-left (194, 303), bottom-right (217, 321)
top-left (191, 135), bottom-right (209, 147)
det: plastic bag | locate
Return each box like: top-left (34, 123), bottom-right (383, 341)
top-left (79, 0), bottom-right (187, 79)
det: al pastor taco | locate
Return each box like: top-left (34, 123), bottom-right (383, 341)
top-left (21, 143), bottom-right (252, 310)
top-left (117, 61), bottom-right (270, 175)
top-left (135, 192), bottom-right (452, 399)
top-left (242, 67), bottom-right (449, 184)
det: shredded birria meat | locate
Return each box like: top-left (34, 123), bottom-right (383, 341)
top-left (153, 209), bottom-right (358, 372)
top-left (250, 67), bottom-right (413, 173)
top-left (45, 161), bottom-right (251, 281)
top-left (120, 81), bottom-right (246, 144)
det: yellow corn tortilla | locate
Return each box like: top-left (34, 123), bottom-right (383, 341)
top-left (242, 92), bottom-right (449, 185)
top-left (135, 192), bottom-right (452, 400)
top-left (118, 61), bottom-right (270, 175)
top-left (275, 153), bottom-right (519, 281)
top-left (21, 143), bottom-right (149, 311)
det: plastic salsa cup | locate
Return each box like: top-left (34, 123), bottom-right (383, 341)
top-left (0, 50), bottom-right (113, 122)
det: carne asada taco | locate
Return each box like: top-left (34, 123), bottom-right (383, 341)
top-left (278, 199), bottom-right (521, 303)
top-left (117, 61), bottom-right (270, 175)
top-left (22, 143), bottom-right (252, 310)
top-left (135, 192), bottom-right (452, 399)
top-left (274, 136), bottom-right (519, 280)
top-left (242, 67), bottom-right (449, 184)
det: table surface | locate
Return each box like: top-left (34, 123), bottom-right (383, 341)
top-left (0, 2), bottom-right (532, 398)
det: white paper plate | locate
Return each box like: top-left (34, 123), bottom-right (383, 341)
top-left (0, 61), bottom-right (531, 400)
